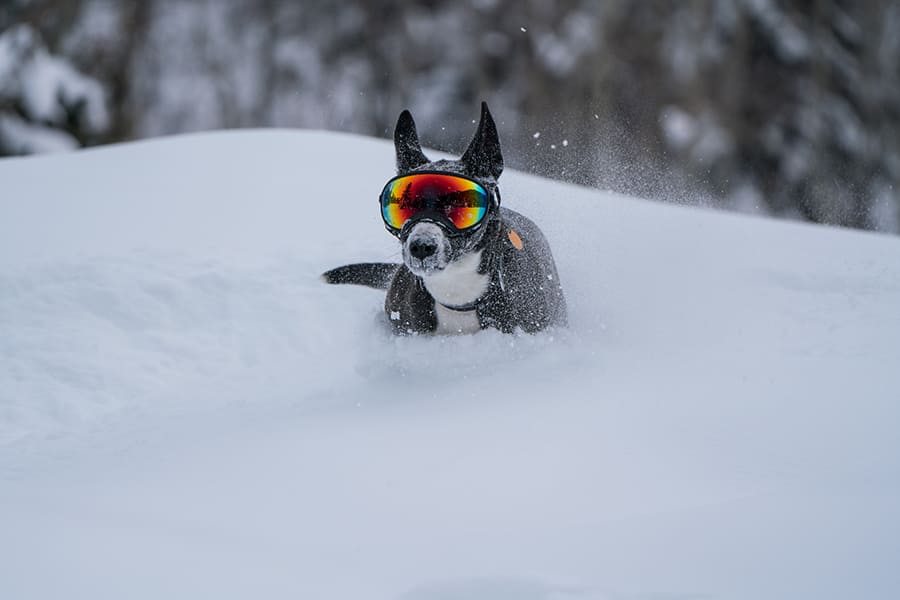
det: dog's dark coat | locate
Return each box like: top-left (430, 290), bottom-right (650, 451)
top-left (323, 103), bottom-right (567, 335)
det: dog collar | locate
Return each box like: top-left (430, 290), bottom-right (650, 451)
top-left (436, 299), bottom-right (480, 312)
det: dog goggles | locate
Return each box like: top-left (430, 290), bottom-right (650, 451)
top-left (380, 172), bottom-right (490, 232)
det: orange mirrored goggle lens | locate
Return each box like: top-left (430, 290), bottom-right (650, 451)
top-left (380, 173), bottom-right (489, 231)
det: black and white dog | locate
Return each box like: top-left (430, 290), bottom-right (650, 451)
top-left (323, 102), bottom-right (566, 335)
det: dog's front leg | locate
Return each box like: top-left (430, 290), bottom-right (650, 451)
top-left (384, 266), bottom-right (437, 335)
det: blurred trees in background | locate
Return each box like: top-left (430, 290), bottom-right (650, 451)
top-left (1, 0), bottom-right (898, 232)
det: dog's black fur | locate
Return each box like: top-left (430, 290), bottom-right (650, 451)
top-left (323, 103), bottom-right (567, 335)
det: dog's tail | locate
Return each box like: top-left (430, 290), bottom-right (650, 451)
top-left (321, 262), bottom-right (400, 290)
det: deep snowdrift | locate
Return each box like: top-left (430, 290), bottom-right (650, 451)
top-left (1, 130), bottom-right (899, 600)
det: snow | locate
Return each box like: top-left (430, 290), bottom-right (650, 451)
top-left (1, 130), bottom-right (900, 599)
top-left (0, 24), bottom-right (109, 154)
top-left (12, 26), bottom-right (107, 130)
top-left (660, 106), bottom-right (733, 162)
top-left (0, 113), bottom-right (79, 154)
top-left (743, 0), bottom-right (811, 63)
top-left (535, 16), bottom-right (594, 77)
top-left (660, 106), bottom-right (695, 149)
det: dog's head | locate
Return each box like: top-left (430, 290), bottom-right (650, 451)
top-left (387, 102), bottom-right (504, 276)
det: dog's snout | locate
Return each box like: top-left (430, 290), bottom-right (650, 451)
top-left (408, 237), bottom-right (437, 260)
top-left (403, 221), bottom-right (449, 275)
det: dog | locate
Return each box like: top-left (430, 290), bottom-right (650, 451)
top-left (322, 102), bottom-right (567, 335)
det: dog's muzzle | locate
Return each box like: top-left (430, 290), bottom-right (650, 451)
top-left (402, 221), bottom-right (452, 275)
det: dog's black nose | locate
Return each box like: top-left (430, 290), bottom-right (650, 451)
top-left (408, 238), bottom-right (437, 260)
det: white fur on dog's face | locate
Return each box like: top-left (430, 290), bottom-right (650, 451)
top-left (402, 221), bottom-right (453, 276)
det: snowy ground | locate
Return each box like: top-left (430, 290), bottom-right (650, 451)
top-left (1, 130), bottom-right (899, 600)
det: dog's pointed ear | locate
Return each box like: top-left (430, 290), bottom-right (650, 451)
top-left (461, 102), bottom-right (503, 180)
top-left (394, 109), bottom-right (430, 172)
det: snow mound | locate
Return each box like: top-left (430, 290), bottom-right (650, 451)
top-left (1, 130), bottom-right (899, 599)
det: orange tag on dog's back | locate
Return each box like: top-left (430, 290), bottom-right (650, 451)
top-left (508, 229), bottom-right (524, 250)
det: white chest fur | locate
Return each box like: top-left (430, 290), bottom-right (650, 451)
top-left (432, 303), bottom-right (481, 335)
top-left (423, 251), bottom-right (489, 335)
